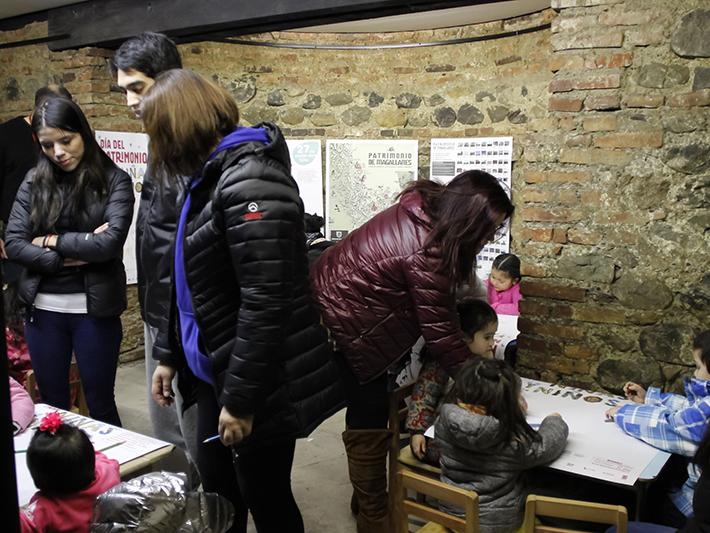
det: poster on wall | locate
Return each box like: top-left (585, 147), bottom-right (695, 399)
top-left (95, 130), bottom-right (148, 284)
top-left (286, 139), bottom-right (324, 217)
top-left (429, 136), bottom-right (513, 279)
top-left (325, 139), bottom-right (418, 240)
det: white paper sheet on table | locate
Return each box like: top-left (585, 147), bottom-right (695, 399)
top-left (522, 379), bottom-right (669, 486)
top-left (422, 379), bottom-right (669, 486)
top-left (494, 314), bottom-right (518, 360)
top-left (15, 404), bottom-right (170, 506)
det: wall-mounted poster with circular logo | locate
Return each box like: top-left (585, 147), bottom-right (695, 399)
top-left (286, 139), bottom-right (324, 218)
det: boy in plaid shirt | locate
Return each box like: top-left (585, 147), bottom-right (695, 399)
top-left (606, 330), bottom-right (710, 521)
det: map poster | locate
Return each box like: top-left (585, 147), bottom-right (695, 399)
top-left (95, 130), bottom-right (148, 284)
top-left (326, 139), bottom-right (418, 241)
top-left (429, 137), bottom-right (513, 279)
top-left (286, 139), bottom-right (324, 218)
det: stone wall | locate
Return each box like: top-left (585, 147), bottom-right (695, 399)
top-left (517, 0), bottom-right (710, 392)
top-left (1, 2), bottom-right (708, 389)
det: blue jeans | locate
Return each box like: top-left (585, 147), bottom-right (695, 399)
top-left (25, 309), bottom-right (122, 426)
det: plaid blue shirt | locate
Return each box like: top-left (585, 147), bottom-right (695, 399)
top-left (614, 377), bottom-right (710, 516)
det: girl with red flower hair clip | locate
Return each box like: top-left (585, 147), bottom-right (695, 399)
top-left (19, 412), bottom-right (120, 532)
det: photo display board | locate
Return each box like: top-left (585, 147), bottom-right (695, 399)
top-left (430, 136), bottom-right (513, 279)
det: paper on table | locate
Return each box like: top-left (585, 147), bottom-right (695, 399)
top-left (522, 379), bottom-right (669, 486)
top-left (15, 404), bottom-right (171, 506)
top-left (494, 314), bottom-right (518, 360)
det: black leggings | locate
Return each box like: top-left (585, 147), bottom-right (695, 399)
top-left (196, 381), bottom-right (304, 533)
top-left (335, 352), bottom-right (390, 430)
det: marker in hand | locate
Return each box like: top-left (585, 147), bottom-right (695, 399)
top-left (203, 434), bottom-right (220, 444)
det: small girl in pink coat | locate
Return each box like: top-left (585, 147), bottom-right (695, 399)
top-left (19, 412), bottom-right (120, 533)
top-left (10, 376), bottom-right (34, 434)
top-left (486, 253), bottom-right (522, 316)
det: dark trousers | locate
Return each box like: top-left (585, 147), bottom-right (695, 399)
top-left (335, 351), bottom-right (390, 430)
top-left (196, 381), bottom-right (304, 533)
top-left (24, 308), bottom-right (122, 426)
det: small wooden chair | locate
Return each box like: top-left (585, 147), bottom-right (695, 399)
top-left (25, 360), bottom-right (90, 416)
top-left (397, 469), bottom-right (479, 533)
top-left (388, 382), bottom-right (443, 478)
top-left (388, 382), bottom-right (416, 489)
top-left (522, 494), bottom-right (628, 533)
top-left (389, 382), bottom-right (445, 533)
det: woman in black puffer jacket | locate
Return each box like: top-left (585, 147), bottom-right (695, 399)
top-left (141, 69), bottom-right (343, 533)
top-left (6, 96), bottom-right (133, 426)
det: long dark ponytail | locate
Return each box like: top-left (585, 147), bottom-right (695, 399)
top-left (401, 171), bottom-right (514, 285)
top-left (29, 97), bottom-right (114, 233)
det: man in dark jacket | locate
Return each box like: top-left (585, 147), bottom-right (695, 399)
top-left (111, 33), bottom-right (198, 464)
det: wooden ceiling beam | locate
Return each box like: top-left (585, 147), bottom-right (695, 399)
top-left (48, 0), bottom-right (502, 50)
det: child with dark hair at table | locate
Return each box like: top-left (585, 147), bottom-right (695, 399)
top-left (436, 357), bottom-right (568, 532)
top-left (606, 330), bottom-right (710, 527)
top-left (405, 299), bottom-right (498, 464)
top-left (486, 252), bottom-right (522, 315)
top-left (19, 412), bottom-right (120, 533)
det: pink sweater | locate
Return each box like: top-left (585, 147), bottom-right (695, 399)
top-left (486, 279), bottom-right (522, 315)
top-left (10, 376), bottom-right (34, 433)
top-left (20, 452), bottom-right (120, 533)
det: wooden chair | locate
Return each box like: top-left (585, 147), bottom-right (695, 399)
top-left (388, 382), bottom-right (416, 490)
top-left (389, 382), bottom-right (445, 533)
top-left (522, 495), bottom-right (628, 533)
top-left (397, 469), bottom-right (479, 533)
top-left (25, 360), bottom-right (90, 416)
top-left (388, 382), bottom-right (443, 478)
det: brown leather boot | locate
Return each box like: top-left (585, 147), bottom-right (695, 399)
top-left (342, 429), bottom-right (393, 533)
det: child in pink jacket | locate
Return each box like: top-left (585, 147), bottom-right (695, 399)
top-left (20, 412), bottom-right (120, 533)
top-left (486, 253), bottom-right (522, 315)
top-left (10, 376), bottom-right (34, 434)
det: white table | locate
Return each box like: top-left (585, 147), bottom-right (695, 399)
top-left (14, 404), bottom-right (174, 506)
top-left (494, 313), bottom-right (518, 360)
top-left (522, 378), bottom-right (670, 519)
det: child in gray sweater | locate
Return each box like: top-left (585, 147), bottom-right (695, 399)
top-left (435, 358), bottom-right (569, 533)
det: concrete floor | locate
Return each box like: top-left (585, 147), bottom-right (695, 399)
top-left (114, 359), bottom-right (357, 532)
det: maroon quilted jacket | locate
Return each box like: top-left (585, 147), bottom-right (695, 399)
top-left (311, 190), bottom-right (472, 384)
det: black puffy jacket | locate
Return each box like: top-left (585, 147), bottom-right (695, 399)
top-left (154, 123), bottom-right (343, 449)
top-left (135, 167), bottom-right (183, 327)
top-left (5, 165), bottom-right (133, 317)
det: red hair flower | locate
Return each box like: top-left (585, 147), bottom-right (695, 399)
top-left (39, 412), bottom-right (63, 435)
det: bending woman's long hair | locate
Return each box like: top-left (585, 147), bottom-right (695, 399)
top-left (401, 170), bottom-right (514, 285)
top-left (29, 97), bottom-right (113, 233)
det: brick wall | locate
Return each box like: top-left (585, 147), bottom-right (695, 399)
top-left (1, 24), bottom-right (143, 360)
top-left (1, 2), bottom-right (708, 389)
top-left (517, 0), bottom-right (710, 392)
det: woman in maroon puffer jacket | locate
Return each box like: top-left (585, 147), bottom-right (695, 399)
top-left (311, 170), bottom-right (514, 532)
